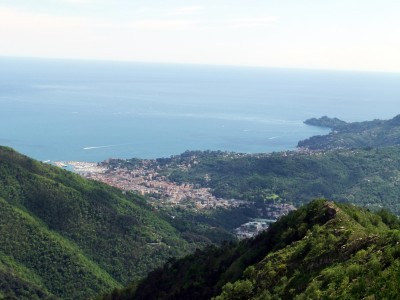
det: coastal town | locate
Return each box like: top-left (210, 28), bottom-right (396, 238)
top-left (54, 155), bottom-right (296, 238)
top-left (56, 160), bottom-right (249, 210)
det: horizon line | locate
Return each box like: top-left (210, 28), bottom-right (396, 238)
top-left (1, 55), bottom-right (400, 75)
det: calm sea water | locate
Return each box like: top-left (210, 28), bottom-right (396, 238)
top-left (1, 58), bottom-right (400, 162)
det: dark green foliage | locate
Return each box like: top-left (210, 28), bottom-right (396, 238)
top-left (376, 208), bottom-right (400, 229)
top-left (106, 200), bottom-right (400, 300)
top-left (160, 147), bottom-right (400, 214)
top-left (215, 202), bottom-right (400, 300)
top-left (107, 200), bottom-right (340, 299)
top-left (0, 147), bottom-right (200, 299)
top-left (0, 262), bottom-right (57, 300)
top-left (299, 114), bottom-right (400, 150)
top-left (158, 206), bottom-right (257, 244)
top-left (0, 197), bottom-right (120, 299)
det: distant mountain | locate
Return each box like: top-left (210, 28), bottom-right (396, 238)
top-left (103, 199), bottom-right (400, 300)
top-left (0, 146), bottom-right (203, 299)
top-left (299, 114), bottom-right (400, 150)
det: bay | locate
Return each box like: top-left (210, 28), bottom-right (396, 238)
top-left (1, 57), bottom-right (399, 162)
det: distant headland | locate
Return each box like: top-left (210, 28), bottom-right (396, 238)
top-left (299, 114), bottom-right (400, 151)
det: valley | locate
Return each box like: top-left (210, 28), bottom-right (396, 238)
top-left (3, 114), bottom-right (400, 299)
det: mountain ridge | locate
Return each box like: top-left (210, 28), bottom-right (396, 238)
top-left (105, 199), bottom-right (400, 300)
top-left (0, 146), bottom-right (200, 299)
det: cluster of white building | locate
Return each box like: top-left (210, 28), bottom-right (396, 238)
top-left (60, 161), bottom-right (248, 210)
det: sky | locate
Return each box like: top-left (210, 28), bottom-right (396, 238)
top-left (0, 0), bottom-right (399, 72)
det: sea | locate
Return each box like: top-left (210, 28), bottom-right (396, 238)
top-left (1, 57), bottom-right (400, 162)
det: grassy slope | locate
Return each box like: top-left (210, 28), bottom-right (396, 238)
top-left (0, 146), bottom-right (192, 299)
top-left (215, 202), bottom-right (400, 299)
top-left (107, 200), bottom-right (400, 300)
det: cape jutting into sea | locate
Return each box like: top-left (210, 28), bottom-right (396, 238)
top-left (1, 57), bottom-right (399, 162)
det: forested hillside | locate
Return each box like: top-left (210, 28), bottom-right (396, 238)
top-left (104, 200), bottom-right (400, 300)
top-left (121, 147), bottom-right (400, 214)
top-left (101, 114), bottom-right (400, 216)
top-left (299, 114), bottom-right (400, 150)
top-left (4, 112), bottom-right (400, 299)
top-left (0, 146), bottom-right (210, 299)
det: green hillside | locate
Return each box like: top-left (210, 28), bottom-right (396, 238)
top-left (105, 199), bottom-right (400, 300)
top-left (0, 146), bottom-right (200, 299)
top-left (299, 114), bottom-right (400, 150)
top-left (122, 147), bottom-right (400, 214)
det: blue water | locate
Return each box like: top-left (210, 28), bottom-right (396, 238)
top-left (1, 58), bottom-right (400, 162)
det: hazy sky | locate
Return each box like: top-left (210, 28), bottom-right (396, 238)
top-left (1, 0), bottom-right (399, 72)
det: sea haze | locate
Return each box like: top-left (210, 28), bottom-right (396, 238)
top-left (1, 57), bottom-right (400, 162)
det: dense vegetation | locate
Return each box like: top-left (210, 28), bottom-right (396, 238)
top-left (4, 114), bottom-right (400, 299)
top-left (299, 114), bottom-right (400, 150)
top-left (104, 115), bottom-right (400, 217)
top-left (158, 205), bottom-right (257, 244)
top-left (0, 146), bottom-right (232, 299)
top-left (131, 147), bottom-right (400, 215)
top-left (103, 199), bottom-right (400, 300)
